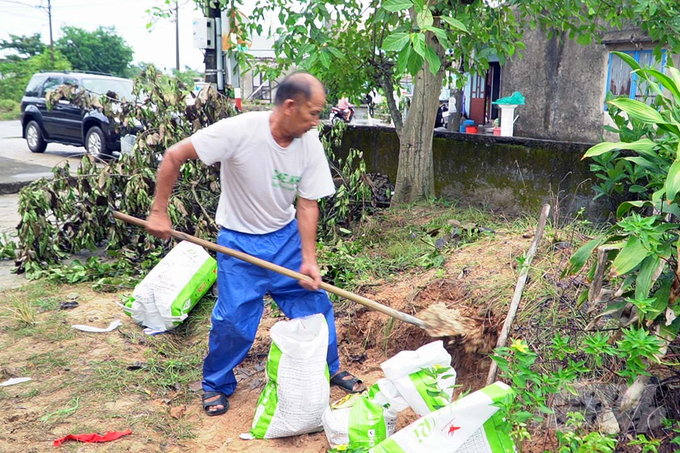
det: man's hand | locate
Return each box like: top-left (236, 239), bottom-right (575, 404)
top-left (299, 260), bottom-right (322, 291)
top-left (146, 209), bottom-right (172, 239)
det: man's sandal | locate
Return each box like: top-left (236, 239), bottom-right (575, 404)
top-left (331, 370), bottom-right (365, 394)
top-left (202, 391), bottom-right (229, 416)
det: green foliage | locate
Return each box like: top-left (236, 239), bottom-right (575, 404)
top-left (0, 99), bottom-right (20, 120)
top-left (419, 365), bottom-right (455, 411)
top-left (0, 233), bottom-right (18, 260)
top-left (556, 55), bottom-right (680, 450)
top-left (0, 33), bottom-right (45, 60)
top-left (491, 328), bottom-right (667, 450)
top-left (213, 0), bottom-right (680, 203)
top-left (237, 0), bottom-right (680, 123)
top-left (172, 67), bottom-right (203, 88)
top-left (15, 66), bottom-right (234, 281)
top-left (575, 59), bottom-right (680, 334)
top-left (628, 434), bottom-right (661, 453)
top-left (55, 26), bottom-right (134, 77)
top-left (319, 123), bottom-right (378, 236)
top-left (556, 412), bottom-right (617, 453)
top-left (0, 49), bottom-right (71, 102)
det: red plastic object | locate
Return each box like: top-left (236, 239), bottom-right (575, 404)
top-left (53, 430), bottom-right (132, 447)
top-left (465, 126), bottom-right (478, 134)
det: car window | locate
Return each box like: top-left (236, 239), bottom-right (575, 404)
top-left (63, 77), bottom-right (79, 87)
top-left (82, 78), bottom-right (134, 101)
top-left (25, 75), bottom-right (48, 97)
top-left (41, 76), bottom-right (63, 98)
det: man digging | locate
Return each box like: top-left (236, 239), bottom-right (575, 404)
top-left (145, 72), bottom-right (364, 416)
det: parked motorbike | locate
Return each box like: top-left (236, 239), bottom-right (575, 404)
top-left (435, 101), bottom-right (448, 129)
top-left (330, 105), bottom-right (355, 124)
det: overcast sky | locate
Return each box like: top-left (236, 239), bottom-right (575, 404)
top-left (0, 0), bottom-right (274, 73)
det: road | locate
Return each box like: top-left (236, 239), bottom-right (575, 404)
top-left (0, 120), bottom-right (88, 167)
top-left (0, 120), bottom-right (86, 290)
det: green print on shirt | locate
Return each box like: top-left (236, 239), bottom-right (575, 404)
top-left (272, 169), bottom-right (301, 192)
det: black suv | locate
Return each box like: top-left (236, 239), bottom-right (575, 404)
top-left (20, 71), bottom-right (134, 156)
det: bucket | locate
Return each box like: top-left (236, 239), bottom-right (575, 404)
top-left (493, 127), bottom-right (501, 136)
top-left (459, 120), bottom-right (474, 133)
top-left (465, 126), bottom-right (478, 134)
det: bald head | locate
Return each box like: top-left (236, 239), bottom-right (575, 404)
top-left (274, 72), bottom-right (324, 106)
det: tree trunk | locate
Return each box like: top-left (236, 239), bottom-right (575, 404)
top-left (392, 29), bottom-right (446, 203)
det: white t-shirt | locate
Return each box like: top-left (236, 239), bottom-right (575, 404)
top-left (191, 111), bottom-right (335, 234)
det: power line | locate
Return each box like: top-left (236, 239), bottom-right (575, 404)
top-left (0, 6), bottom-right (39, 15)
top-left (0, 0), bottom-right (40, 7)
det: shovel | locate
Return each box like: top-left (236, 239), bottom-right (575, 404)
top-left (112, 211), bottom-right (429, 330)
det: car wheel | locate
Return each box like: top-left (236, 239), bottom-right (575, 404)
top-left (25, 120), bottom-right (47, 153)
top-left (85, 126), bottom-right (108, 157)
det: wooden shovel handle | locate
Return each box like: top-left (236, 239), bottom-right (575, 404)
top-left (112, 211), bottom-right (427, 329)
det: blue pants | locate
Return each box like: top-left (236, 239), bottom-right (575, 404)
top-left (202, 219), bottom-right (340, 396)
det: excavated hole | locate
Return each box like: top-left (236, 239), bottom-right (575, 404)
top-left (335, 278), bottom-right (501, 392)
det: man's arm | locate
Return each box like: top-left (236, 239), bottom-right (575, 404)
top-left (296, 197), bottom-right (322, 291)
top-left (146, 138), bottom-right (199, 239)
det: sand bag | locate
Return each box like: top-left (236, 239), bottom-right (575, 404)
top-left (248, 313), bottom-right (330, 439)
top-left (123, 241), bottom-right (216, 332)
top-left (369, 382), bottom-right (516, 453)
top-left (322, 380), bottom-right (408, 450)
top-left (380, 340), bottom-right (457, 416)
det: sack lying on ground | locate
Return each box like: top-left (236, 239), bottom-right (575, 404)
top-left (369, 381), bottom-right (516, 453)
top-left (248, 313), bottom-right (330, 439)
top-left (322, 379), bottom-right (409, 450)
top-left (380, 340), bottom-right (457, 416)
top-left (123, 241), bottom-right (216, 332)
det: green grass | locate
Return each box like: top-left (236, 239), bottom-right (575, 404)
top-left (33, 297), bottom-right (61, 312)
top-left (319, 203), bottom-right (502, 291)
top-left (25, 351), bottom-right (71, 373)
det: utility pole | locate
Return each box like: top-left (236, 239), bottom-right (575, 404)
top-left (47, 0), bottom-right (54, 64)
top-left (204, 1), bottom-right (223, 93)
top-left (175, 0), bottom-right (180, 72)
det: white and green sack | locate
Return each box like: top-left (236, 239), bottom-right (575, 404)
top-left (123, 240), bottom-right (216, 332)
top-left (381, 340), bottom-right (457, 416)
top-left (247, 313), bottom-right (330, 439)
top-left (322, 380), bottom-right (408, 450)
top-left (369, 381), bottom-right (516, 453)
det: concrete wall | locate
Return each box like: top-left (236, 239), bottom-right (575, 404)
top-left (501, 27), bottom-right (609, 143)
top-left (333, 125), bottom-right (611, 220)
top-left (501, 28), bottom-right (680, 143)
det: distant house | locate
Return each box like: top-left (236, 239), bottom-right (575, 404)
top-left (498, 27), bottom-right (679, 143)
top-left (461, 60), bottom-right (502, 126)
top-left (239, 56), bottom-right (288, 103)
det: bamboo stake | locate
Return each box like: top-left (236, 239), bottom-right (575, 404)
top-left (486, 204), bottom-right (551, 386)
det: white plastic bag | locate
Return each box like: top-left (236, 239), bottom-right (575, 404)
top-left (322, 379), bottom-right (408, 450)
top-left (369, 382), bottom-right (516, 453)
top-left (381, 340), bottom-right (457, 416)
top-left (123, 241), bottom-right (216, 332)
top-left (248, 313), bottom-right (330, 439)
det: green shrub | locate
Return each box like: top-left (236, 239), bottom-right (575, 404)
top-left (0, 98), bottom-right (20, 120)
top-left (0, 99), bottom-right (18, 112)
